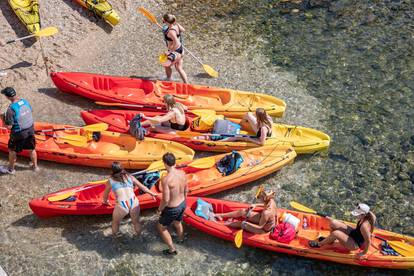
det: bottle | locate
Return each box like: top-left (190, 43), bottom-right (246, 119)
top-left (303, 217), bottom-right (308, 229)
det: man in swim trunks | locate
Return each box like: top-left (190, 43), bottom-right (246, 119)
top-left (156, 152), bottom-right (188, 255)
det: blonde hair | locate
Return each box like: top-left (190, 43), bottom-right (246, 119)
top-left (163, 94), bottom-right (184, 113)
top-left (163, 13), bottom-right (176, 24)
top-left (256, 108), bottom-right (272, 132)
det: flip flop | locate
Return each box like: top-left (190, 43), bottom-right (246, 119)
top-left (163, 249), bottom-right (177, 256)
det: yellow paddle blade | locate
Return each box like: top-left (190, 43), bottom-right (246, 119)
top-left (146, 160), bottom-right (165, 171)
top-left (289, 201), bottom-right (317, 214)
top-left (54, 135), bottom-right (88, 147)
top-left (255, 185), bottom-right (264, 199)
top-left (203, 64), bottom-right (218, 78)
top-left (35, 27), bottom-right (59, 37)
top-left (234, 229), bottom-right (243, 248)
top-left (138, 7), bottom-right (158, 24)
top-left (83, 123), bottom-right (108, 132)
top-left (387, 241), bottom-right (414, 257)
top-left (191, 109), bottom-right (217, 117)
top-left (47, 192), bottom-right (75, 202)
top-left (188, 157), bottom-right (216, 169)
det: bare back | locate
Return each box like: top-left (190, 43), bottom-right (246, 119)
top-left (162, 168), bottom-right (187, 208)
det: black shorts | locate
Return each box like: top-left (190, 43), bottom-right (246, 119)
top-left (159, 200), bottom-right (186, 226)
top-left (8, 127), bottom-right (36, 153)
top-left (170, 122), bottom-right (187, 131)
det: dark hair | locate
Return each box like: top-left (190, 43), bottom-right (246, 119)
top-left (163, 13), bottom-right (176, 24)
top-left (111, 162), bottom-right (129, 182)
top-left (361, 211), bottom-right (376, 233)
top-left (1, 87), bottom-right (16, 97)
top-left (162, 152), bottom-right (176, 167)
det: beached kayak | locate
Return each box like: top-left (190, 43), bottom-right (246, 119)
top-left (50, 72), bottom-right (286, 118)
top-left (81, 109), bottom-right (330, 154)
top-left (29, 145), bottom-right (296, 217)
top-left (74, 0), bottom-right (120, 26)
top-left (183, 197), bottom-right (414, 269)
top-left (0, 121), bottom-right (194, 169)
top-left (9, 0), bottom-right (41, 34)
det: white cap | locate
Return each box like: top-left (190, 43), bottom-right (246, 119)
top-left (351, 203), bottom-right (370, 216)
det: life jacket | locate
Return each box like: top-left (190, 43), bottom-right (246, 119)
top-left (269, 222), bottom-right (296, 244)
top-left (135, 171), bottom-right (160, 194)
top-left (9, 99), bottom-right (33, 132)
top-left (191, 113), bottom-right (224, 132)
top-left (129, 114), bottom-right (147, 141)
top-left (216, 151), bottom-right (244, 176)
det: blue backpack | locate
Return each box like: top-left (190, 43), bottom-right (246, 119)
top-left (129, 114), bottom-right (147, 141)
top-left (216, 151), bottom-right (244, 176)
top-left (135, 171), bottom-right (160, 194)
top-left (195, 198), bottom-right (214, 220)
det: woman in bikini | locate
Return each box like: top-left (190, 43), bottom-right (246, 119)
top-left (215, 190), bottom-right (277, 234)
top-left (162, 13), bottom-right (188, 83)
top-left (222, 108), bottom-right (273, 146)
top-left (102, 162), bottom-right (158, 237)
top-left (308, 203), bottom-right (376, 257)
top-left (140, 94), bottom-right (188, 134)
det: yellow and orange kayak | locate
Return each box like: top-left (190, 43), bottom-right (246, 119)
top-left (0, 121), bottom-right (194, 169)
top-left (9, 0), bottom-right (41, 34)
top-left (74, 0), bottom-right (120, 26)
top-left (184, 197), bottom-right (414, 269)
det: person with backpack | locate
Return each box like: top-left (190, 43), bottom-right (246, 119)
top-left (0, 87), bottom-right (38, 174)
top-left (161, 13), bottom-right (188, 83)
top-left (214, 189), bottom-right (277, 234)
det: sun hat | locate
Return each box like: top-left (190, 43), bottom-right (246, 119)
top-left (351, 203), bottom-right (370, 216)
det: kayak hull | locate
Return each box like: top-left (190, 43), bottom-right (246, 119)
top-left (29, 145), bottom-right (296, 217)
top-left (51, 72), bottom-right (286, 118)
top-left (81, 109), bottom-right (330, 154)
top-left (8, 0), bottom-right (41, 34)
top-left (0, 121), bottom-right (194, 169)
top-left (73, 0), bottom-right (120, 26)
top-left (184, 197), bottom-right (414, 269)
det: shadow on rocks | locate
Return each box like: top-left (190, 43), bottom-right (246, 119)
top-left (0, 2), bottom-right (37, 48)
top-left (61, 0), bottom-right (114, 34)
top-left (1, 61), bottom-right (33, 71)
top-left (38, 87), bottom-right (98, 110)
top-left (193, 73), bottom-right (213, 79)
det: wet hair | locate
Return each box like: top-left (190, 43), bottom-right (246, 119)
top-left (162, 152), bottom-right (176, 167)
top-left (361, 211), bottom-right (376, 233)
top-left (163, 94), bottom-right (184, 113)
top-left (111, 161), bottom-right (129, 182)
top-left (255, 108), bottom-right (272, 134)
top-left (163, 13), bottom-right (176, 24)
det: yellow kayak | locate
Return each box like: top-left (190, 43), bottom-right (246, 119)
top-left (9, 0), bottom-right (41, 34)
top-left (74, 0), bottom-right (120, 26)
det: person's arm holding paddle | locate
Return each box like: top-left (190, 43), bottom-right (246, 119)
top-left (102, 180), bottom-right (112, 205)
top-left (130, 177), bottom-right (158, 199)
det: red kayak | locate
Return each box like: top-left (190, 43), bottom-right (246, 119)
top-left (29, 145), bottom-right (296, 217)
top-left (50, 72), bottom-right (286, 118)
top-left (184, 197), bottom-right (414, 269)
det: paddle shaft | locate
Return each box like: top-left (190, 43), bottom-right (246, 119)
top-left (95, 101), bottom-right (167, 110)
top-left (6, 34), bottom-right (36, 44)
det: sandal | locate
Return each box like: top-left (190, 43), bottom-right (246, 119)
top-left (163, 249), bottom-right (178, 256)
top-left (308, 240), bottom-right (320, 248)
top-left (176, 233), bottom-right (189, 244)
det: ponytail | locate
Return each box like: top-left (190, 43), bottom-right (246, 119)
top-left (363, 211), bottom-right (376, 233)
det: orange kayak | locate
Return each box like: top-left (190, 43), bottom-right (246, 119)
top-left (81, 109), bottom-right (330, 154)
top-left (0, 121), bottom-right (194, 169)
top-left (50, 72), bottom-right (286, 118)
top-left (29, 145), bottom-right (296, 217)
top-left (184, 197), bottom-right (414, 269)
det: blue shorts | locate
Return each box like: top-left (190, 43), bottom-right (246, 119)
top-left (159, 200), bottom-right (186, 226)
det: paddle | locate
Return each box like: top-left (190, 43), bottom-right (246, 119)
top-left (5, 27), bottom-right (59, 44)
top-left (289, 201), bottom-right (414, 257)
top-left (137, 7), bottom-right (219, 78)
top-left (35, 123), bottom-right (108, 133)
top-left (38, 133), bottom-right (88, 147)
top-left (48, 157), bottom-right (216, 202)
top-left (234, 185), bottom-right (264, 248)
top-left (95, 101), bottom-right (167, 110)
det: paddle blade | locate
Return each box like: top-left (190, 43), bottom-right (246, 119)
top-left (35, 27), bottom-right (59, 37)
top-left (203, 64), bottom-right (219, 78)
top-left (387, 241), bottom-right (414, 257)
top-left (84, 123), bottom-right (108, 132)
top-left (289, 201), bottom-right (317, 214)
top-left (48, 192), bottom-right (75, 202)
top-left (138, 7), bottom-right (158, 24)
top-left (146, 160), bottom-right (165, 171)
top-left (234, 229), bottom-right (243, 248)
top-left (56, 135), bottom-right (88, 147)
top-left (255, 185), bottom-right (264, 199)
top-left (191, 109), bottom-right (217, 117)
top-left (188, 157), bottom-right (216, 169)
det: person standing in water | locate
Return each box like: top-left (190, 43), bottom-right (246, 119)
top-left (157, 152), bottom-right (188, 255)
top-left (0, 87), bottom-right (38, 174)
top-left (162, 13), bottom-right (188, 83)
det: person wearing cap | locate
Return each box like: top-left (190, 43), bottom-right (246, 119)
top-left (161, 13), bottom-right (188, 83)
top-left (308, 203), bottom-right (376, 257)
top-left (0, 87), bottom-right (38, 174)
top-left (214, 189), bottom-right (277, 234)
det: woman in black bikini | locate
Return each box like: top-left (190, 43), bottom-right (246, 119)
top-left (223, 108), bottom-right (273, 146)
top-left (309, 203), bottom-right (376, 257)
top-left (140, 94), bottom-right (188, 134)
top-left (162, 13), bottom-right (188, 83)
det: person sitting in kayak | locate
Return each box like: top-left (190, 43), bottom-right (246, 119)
top-left (162, 13), bottom-right (188, 83)
top-left (102, 162), bottom-right (157, 237)
top-left (308, 203), bottom-right (376, 257)
top-left (214, 189), bottom-right (277, 234)
top-left (222, 108), bottom-right (273, 146)
top-left (140, 94), bottom-right (188, 134)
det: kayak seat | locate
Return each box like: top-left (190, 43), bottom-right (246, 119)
top-left (86, 141), bottom-right (127, 155)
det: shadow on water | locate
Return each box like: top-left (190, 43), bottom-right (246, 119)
top-left (0, 2), bottom-right (37, 47)
top-left (38, 87), bottom-right (99, 110)
top-left (61, 0), bottom-right (113, 34)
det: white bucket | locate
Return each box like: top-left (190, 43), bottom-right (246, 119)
top-left (282, 213), bottom-right (300, 230)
